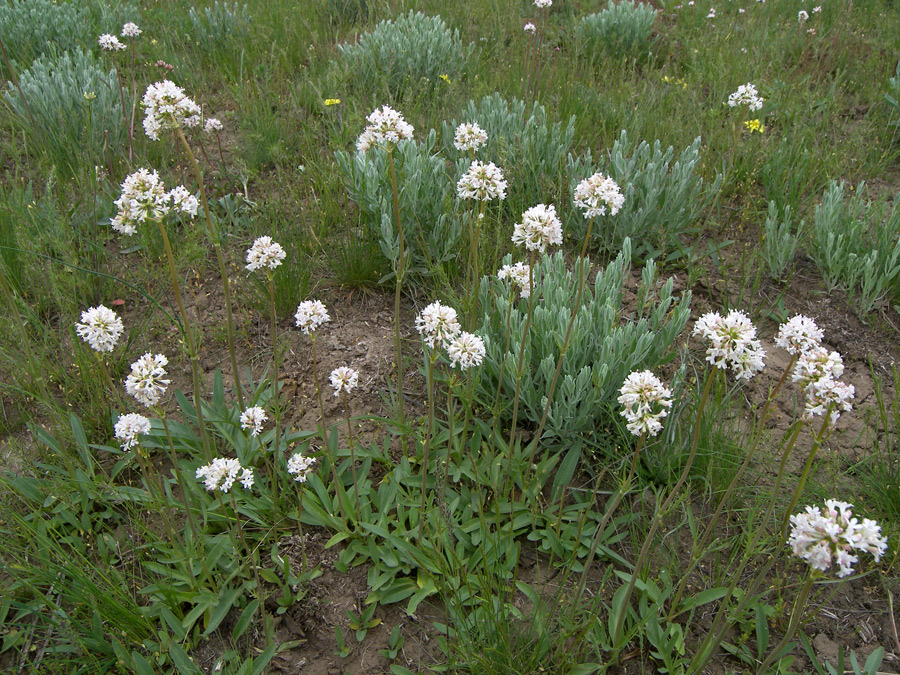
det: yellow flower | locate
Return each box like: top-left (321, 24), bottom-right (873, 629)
top-left (324, 98), bottom-right (341, 106)
top-left (662, 76), bottom-right (687, 89)
top-left (439, 74), bottom-right (451, 84)
top-left (743, 118), bottom-right (764, 134)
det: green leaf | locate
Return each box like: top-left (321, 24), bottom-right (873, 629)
top-left (232, 599), bottom-right (259, 641)
top-left (203, 587), bottom-right (242, 636)
top-left (570, 664), bottom-right (601, 675)
top-left (551, 442), bottom-right (581, 501)
top-left (675, 587), bottom-right (728, 616)
top-left (251, 643), bottom-right (278, 675)
top-left (159, 606), bottom-right (188, 641)
top-left (863, 646), bottom-right (884, 674)
top-left (169, 643), bottom-right (204, 674)
top-left (131, 651), bottom-right (156, 675)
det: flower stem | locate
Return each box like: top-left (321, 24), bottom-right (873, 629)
top-left (269, 274), bottom-right (281, 528)
top-left (387, 148), bottom-right (406, 432)
top-left (419, 348), bottom-right (437, 542)
top-left (755, 573), bottom-right (816, 675)
top-left (312, 335), bottom-right (348, 528)
top-left (230, 490), bottom-right (270, 641)
top-left (780, 406), bottom-right (834, 538)
top-left (342, 389), bottom-right (359, 518)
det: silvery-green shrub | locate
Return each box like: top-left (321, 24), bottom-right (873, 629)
top-left (567, 131), bottom-right (722, 261)
top-left (5, 48), bottom-right (124, 169)
top-left (811, 181), bottom-right (900, 314)
top-left (442, 94), bottom-right (575, 210)
top-left (338, 11), bottom-right (473, 97)
top-left (577, 0), bottom-right (658, 59)
top-left (0, 0), bottom-right (90, 66)
top-left (335, 129), bottom-right (460, 282)
top-left (761, 201), bottom-right (802, 281)
top-left (478, 238), bottom-right (691, 444)
top-left (188, 1), bottom-right (250, 50)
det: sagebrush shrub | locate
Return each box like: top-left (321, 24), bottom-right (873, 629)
top-left (0, 0), bottom-right (90, 67)
top-left (338, 11), bottom-right (473, 97)
top-left (567, 130), bottom-right (722, 260)
top-left (478, 239), bottom-right (691, 443)
top-left (443, 94), bottom-right (575, 210)
top-left (577, 0), bottom-right (658, 59)
top-left (811, 181), bottom-right (900, 313)
top-left (5, 48), bottom-right (124, 169)
top-left (188, 1), bottom-right (250, 49)
top-left (761, 201), bottom-right (802, 281)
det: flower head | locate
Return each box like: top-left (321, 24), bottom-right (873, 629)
top-left (196, 457), bottom-right (254, 492)
top-left (743, 118), bottom-right (764, 134)
top-left (111, 168), bottom-right (170, 235)
top-left (793, 346), bottom-right (854, 424)
top-left (447, 332), bottom-right (486, 370)
top-left (727, 83), bottom-right (764, 111)
top-left (453, 122), bottom-right (488, 152)
top-left (618, 371), bottom-right (673, 437)
top-left (121, 22), bottom-right (142, 37)
top-left (416, 301), bottom-right (462, 350)
top-left (776, 315), bottom-right (823, 355)
top-left (115, 413), bottom-right (151, 451)
top-left (168, 185), bottom-right (199, 217)
top-left (534, 0), bottom-right (552, 7)
top-left (693, 310), bottom-right (766, 380)
top-left (245, 236), bottom-right (286, 272)
top-left (798, 10), bottom-right (809, 21)
top-left (75, 305), bottom-right (124, 353)
top-left (125, 353), bottom-right (170, 408)
top-left (324, 98), bottom-right (341, 106)
top-left (204, 117), bottom-right (223, 134)
top-left (294, 300), bottom-right (330, 335)
top-left (287, 451), bottom-right (317, 483)
top-left (512, 203), bottom-right (563, 254)
top-left (789, 500), bottom-right (887, 577)
top-left (356, 105), bottom-right (414, 152)
top-left (706, 8), bottom-right (716, 18)
top-left (330, 366), bottom-right (359, 397)
top-left (524, 22), bottom-right (536, 33)
top-left (99, 34), bottom-right (126, 51)
top-left (573, 173), bottom-right (625, 218)
top-left (457, 160), bottom-right (508, 201)
top-left (142, 80), bottom-right (202, 141)
top-left (240, 406), bottom-right (268, 437)
top-left (498, 262), bottom-right (532, 299)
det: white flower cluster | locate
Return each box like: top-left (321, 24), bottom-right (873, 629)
top-left (618, 371), bottom-right (673, 437)
top-left (110, 169), bottom-right (197, 236)
top-left (524, 22), bottom-right (536, 33)
top-left (114, 413), bottom-right (151, 451)
top-left (99, 34), bottom-right (126, 51)
top-left (775, 315), bottom-right (823, 355)
top-left (169, 185), bottom-right (199, 218)
top-left (196, 457), bottom-right (254, 492)
top-left (798, 10), bottom-right (809, 21)
top-left (245, 236), bottom-right (286, 272)
top-left (287, 451), bottom-right (317, 483)
top-left (727, 82), bottom-right (764, 111)
top-left (573, 173), bottom-right (625, 218)
top-left (512, 203), bottom-right (563, 254)
top-left (125, 353), bottom-right (170, 408)
top-left (793, 346), bottom-right (854, 424)
top-left (415, 301), bottom-right (462, 349)
top-left (75, 305), bottom-right (124, 353)
top-left (457, 160), bottom-right (508, 201)
top-left (498, 261), bottom-right (532, 299)
top-left (294, 300), bottom-right (330, 335)
top-left (356, 105), bottom-right (414, 152)
top-left (789, 500), bottom-right (887, 577)
top-left (534, 0), bottom-right (552, 7)
top-left (204, 118), bottom-right (223, 134)
top-left (121, 22), bottom-right (142, 38)
top-left (693, 310), bottom-right (766, 380)
top-left (240, 406), bottom-right (268, 437)
top-left (330, 366), bottom-right (359, 397)
top-left (142, 80), bottom-right (202, 141)
top-left (446, 332), bottom-right (486, 370)
top-left (453, 122), bottom-right (488, 152)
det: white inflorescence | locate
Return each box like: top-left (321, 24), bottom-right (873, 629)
top-left (415, 301), bottom-right (462, 349)
top-left (457, 160), bottom-right (508, 201)
top-left (204, 117), bottom-right (224, 134)
top-left (142, 80), bottom-right (202, 141)
top-left (168, 185), bottom-right (199, 218)
top-left (453, 122), bottom-right (488, 152)
top-left (330, 366), bottom-right (359, 397)
top-left (121, 22), bottom-right (142, 37)
top-left (125, 353), bottom-right (170, 408)
top-left (111, 168), bottom-right (171, 235)
top-left (793, 346), bottom-right (854, 424)
top-left (294, 300), bottom-right (331, 335)
top-left (356, 105), bottom-right (414, 153)
top-left (498, 262), bottom-right (532, 299)
top-left (99, 34), bottom-right (126, 51)
top-left (693, 310), bottom-right (766, 380)
top-left (446, 332), bottom-right (486, 370)
top-left (775, 315), bottom-right (823, 355)
top-left (75, 305), bottom-right (124, 353)
top-left (534, 0), bottom-right (552, 7)
top-left (114, 413), bottom-right (151, 451)
top-left (240, 406), bottom-right (268, 437)
top-left (196, 457), bottom-right (254, 492)
top-left (287, 451), bottom-right (317, 483)
top-left (618, 370), bottom-right (674, 437)
top-left (798, 10), bottom-right (809, 21)
top-left (573, 173), bottom-right (625, 218)
top-left (727, 82), bottom-right (764, 111)
top-left (511, 203), bottom-right (563, 254)
top-left (245, 236), bottom-right (286, 272)
top-left (789, 500), bottom-right (887, 577)
top-left (524, 22), bottom-right (536, 33)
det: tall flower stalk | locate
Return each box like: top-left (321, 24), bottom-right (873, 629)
top-left (331, 366), bottom-right (360, 516)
